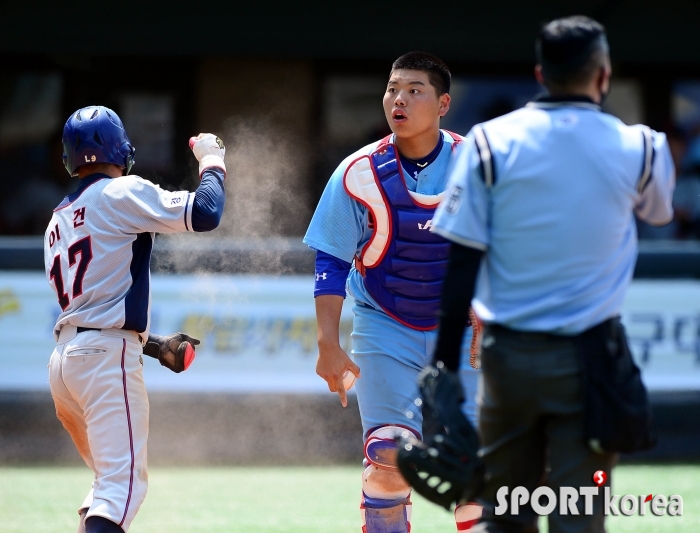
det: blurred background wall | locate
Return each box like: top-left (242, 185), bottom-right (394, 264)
top-left (3, 0), bottom-right (700, 238)
top-left (1, 0), bottom-right (700, 464)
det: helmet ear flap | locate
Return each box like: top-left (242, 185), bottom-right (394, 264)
top-left (120, 142), bottom-right (135, 174)
top-left (62, 152), bottom-right (71, 175)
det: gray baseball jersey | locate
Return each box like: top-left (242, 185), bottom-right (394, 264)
top-left (44, 173), bottom-right (196, 341)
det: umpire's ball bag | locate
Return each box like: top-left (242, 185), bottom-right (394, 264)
top-left (574, 317), bottom-right (657, 454)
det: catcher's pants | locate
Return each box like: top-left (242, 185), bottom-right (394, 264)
top-left (472, 325), bottom-right (617, 533)
top-left (351, 301), bottom-right (479, 438)
top-left (49, 325), bottom-right (148, 532)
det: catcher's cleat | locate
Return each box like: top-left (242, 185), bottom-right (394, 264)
top-left (397, 364), bottom-right (484, 510)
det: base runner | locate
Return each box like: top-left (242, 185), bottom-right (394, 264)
top-left (45, 106), bottom-right (227, 533)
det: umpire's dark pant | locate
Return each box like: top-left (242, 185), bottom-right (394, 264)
top-left (472, 325), bottom-right (617, 533)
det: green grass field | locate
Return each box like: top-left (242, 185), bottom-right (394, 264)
top-left (0, 464), bottom-right (697, 532)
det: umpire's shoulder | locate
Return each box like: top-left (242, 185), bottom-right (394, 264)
top-left (485, 106), bottom-right (546, 132)
top-left (475, 108), bottom-right (540, 153)
top-left (612, 120), bottom-right (668, 153)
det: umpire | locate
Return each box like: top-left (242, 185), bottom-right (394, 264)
top-left (429, 15), bottom-right (675, 533)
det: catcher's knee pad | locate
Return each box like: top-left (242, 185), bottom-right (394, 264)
top-left (365, 425), bottom-right (417, 470)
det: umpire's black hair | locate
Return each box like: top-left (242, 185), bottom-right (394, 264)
top-left (536, 16), bottom-right (609, 89)
top-left (391, 52), bottom-right (451, 95)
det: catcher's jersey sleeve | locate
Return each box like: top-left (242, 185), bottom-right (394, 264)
top-left (303, 144), bottom-right (379, 263)
top-left (44, 173), bottom-right (201, 340)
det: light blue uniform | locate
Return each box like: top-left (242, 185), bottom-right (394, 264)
top-left (434, 100), bottom-right (675, 333)
top-left (304, 132), bottom-right (479, 436)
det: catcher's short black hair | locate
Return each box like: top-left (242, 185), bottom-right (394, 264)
top-left (391, 52), bottom-right (451, 95)
top-left (536, 16), bottom-right (609, 89)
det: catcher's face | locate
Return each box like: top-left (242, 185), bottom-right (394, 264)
top-left (383, 69), bottom-right (450, 141)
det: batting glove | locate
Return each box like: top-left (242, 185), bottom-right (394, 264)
top-left (143, 332), bottom-right (200, 373)
top-left (189, 133), bottom-right (226, 178)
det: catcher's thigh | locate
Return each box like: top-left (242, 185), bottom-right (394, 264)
top-left (50, 326), bottom-right (149, 532)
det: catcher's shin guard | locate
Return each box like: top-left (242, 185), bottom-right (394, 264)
top-left (361, 426), bottom-right (414, 533)
top-left (397, 364), bottom-right (484, 510)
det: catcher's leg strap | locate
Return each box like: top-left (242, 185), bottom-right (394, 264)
top-left (455, 502), bottom-right (482, 531)
top-left (361, 493), bottom-right (412, 533)
top-left (365, 426), bottom-right (417, 470)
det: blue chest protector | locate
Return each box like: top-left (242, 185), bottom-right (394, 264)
top-left (348, 142), bottom-right (452, 330)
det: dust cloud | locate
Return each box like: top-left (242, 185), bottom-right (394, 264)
top-left (218, 117), bottom-right (312, 239)
top-left (154, 117), bottom-right (314, 275)
top-left (139, 118), bottom-right (356, 469)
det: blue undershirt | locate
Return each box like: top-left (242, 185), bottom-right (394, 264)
top-left (192, 167), bottom-right (226, 232)
top-left (314, 250), bottom-right (351, 298)
top-left (400, 131), bottom-right (444, 180)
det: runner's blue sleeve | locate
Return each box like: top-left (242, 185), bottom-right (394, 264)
top-left (192, 167), bottom-right (226, 232)
top-left (314, 250), bottom-right (351, 298)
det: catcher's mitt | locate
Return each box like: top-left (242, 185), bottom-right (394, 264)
top-left (397, 363), bottom-right (484, 510)
top-left (143, 332), bottom-right (200, 373)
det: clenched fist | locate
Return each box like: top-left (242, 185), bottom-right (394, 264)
top-left (189, 133), bottom-right (226, 177)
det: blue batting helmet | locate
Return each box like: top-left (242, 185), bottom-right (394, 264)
top-left (62, 106), bottom-right (135, 176)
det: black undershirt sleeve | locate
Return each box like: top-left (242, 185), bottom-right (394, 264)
top-left (432, 243), bottom-right (484, 372)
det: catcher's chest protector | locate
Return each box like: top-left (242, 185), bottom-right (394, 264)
top-left (344, 140), bottom-right (452, 330)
